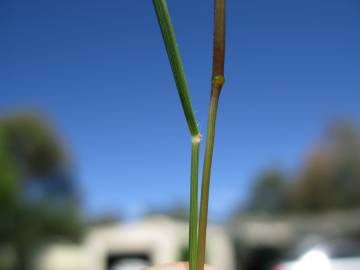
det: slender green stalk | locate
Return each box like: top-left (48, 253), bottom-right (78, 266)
top-left (197, 0), bottom-right (226, 269)
top-left (189, 138), bottom-right (200, 270)
top-left (152, 0), bottom-right (199, 137)
top-left (196, 91), bottom-right (220, 270)
top-left (152, 1), bottom-right (201, 269)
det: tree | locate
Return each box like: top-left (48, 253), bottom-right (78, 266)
top-left (290, 122), bottom-right (360, 212)
top-left (246, 169), bottom-right (288, 214)
top-left (144, 203), bottom-right (189, 220)
top-left (0, 113), bottom-right (82, 270)
top-left (242, 121), bottom-right (360, 216)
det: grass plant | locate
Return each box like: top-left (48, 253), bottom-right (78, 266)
top-left (152, 1), bottom-right (226, 270)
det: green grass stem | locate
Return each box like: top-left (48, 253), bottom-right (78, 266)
top-left (152, 0), bottom-right (199, 137)
top-left (152, 1), bottom-right (201, 270)
top-left (196, 92), bottom-right (220, 270)
top-left (197, 1), bottom-right (226, 269)
top-left (189, 138), bottom-right (200, 270)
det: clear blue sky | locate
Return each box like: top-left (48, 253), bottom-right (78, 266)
top-left (1, 0), bottom-right (359, 220)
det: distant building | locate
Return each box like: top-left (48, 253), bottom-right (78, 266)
top-left (38, 216), bottom-right (235, 270)
top-left (229, 209), bottom-right (360, 270)
top-left (38, 210), bottom-right (360, 270)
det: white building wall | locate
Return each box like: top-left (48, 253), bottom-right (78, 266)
top-left (39, 216), bottom-right (235, 270)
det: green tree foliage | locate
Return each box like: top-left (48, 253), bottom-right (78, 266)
top-left (246, 169), bottom-right (288, 214)
top-left (0, 113), bottom-right (82, 270)
top-left (290, 122), bottom-right (360, 212)
top-left (2, 113), bottom-right (68, 178)
top-left (246, 121), bottom-right (360, 214)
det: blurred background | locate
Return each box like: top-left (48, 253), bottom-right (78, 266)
top-left (1, 0), bottom-right (360, 269)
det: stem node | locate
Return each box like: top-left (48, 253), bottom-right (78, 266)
top-left (192, 133), bottom-right (202, 144)
top-left (212, 75), bottom-right (225, 88)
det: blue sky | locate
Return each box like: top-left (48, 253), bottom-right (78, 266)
top-left (1, 0), bottom-right (360, 221)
